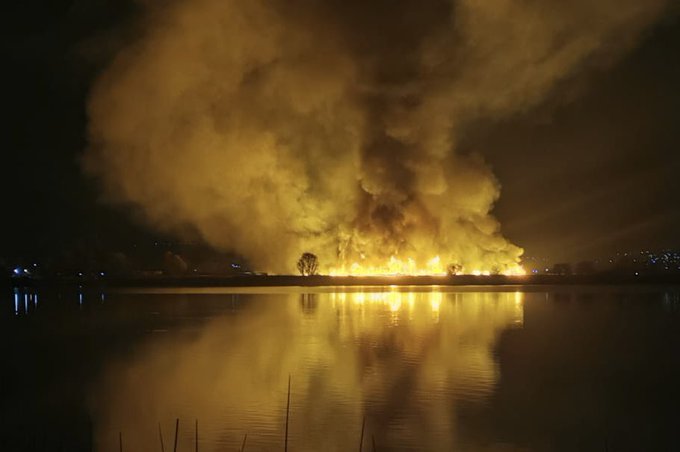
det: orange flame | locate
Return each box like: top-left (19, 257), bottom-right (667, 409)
top-left (327, 256), bottom-right (526, 277)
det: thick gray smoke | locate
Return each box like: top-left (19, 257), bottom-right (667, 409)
top-left (85, 0), bottom-right (670, 273)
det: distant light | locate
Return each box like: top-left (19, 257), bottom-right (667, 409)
top-left (78, 272), bottom-right (83, 276)
top-left (635, 272), bottom-right (639, 276)
top-left (100, 272), bottom-right (105, 277)
top-left (13, 268), bottom-right (21, 275)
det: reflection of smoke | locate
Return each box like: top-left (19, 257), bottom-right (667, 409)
top-left (85, 0), bottom-right (669, 273)
top-left (91, 291), bottom-right (523, 451)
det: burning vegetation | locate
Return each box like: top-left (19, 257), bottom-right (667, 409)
top-left (85, 0), bottom-right (670, 276)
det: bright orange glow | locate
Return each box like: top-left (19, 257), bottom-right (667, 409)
top-left (95, 289), bottom-right (525, 451)
top-left (328, 255), bottom-right (447, 276)
top-left (327, 255), bottom-right (527, 277)
top-left (331, 288), bottom-right (441, 316)
top-left (503, 265), bottom-right (528, 276)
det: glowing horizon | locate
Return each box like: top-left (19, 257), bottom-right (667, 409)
top-left (325, 255), bottom-right (527, 277)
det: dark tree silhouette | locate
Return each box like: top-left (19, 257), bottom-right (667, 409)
top-left (297, 252), bottom-right (319, 276)
top-left (551, 263), bottom-right (573, 276)
top-left (447, 263), bottom-right (463, 276)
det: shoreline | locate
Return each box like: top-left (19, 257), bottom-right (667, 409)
top-left (6, 273), bottom-right (680, 289)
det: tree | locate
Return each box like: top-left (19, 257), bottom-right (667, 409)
top-left (297, 252), bottom-right (319, 276)
top-left (551, 263), bottom-right (573, 276)
top-left (447, 263), bottom-right (463, 276)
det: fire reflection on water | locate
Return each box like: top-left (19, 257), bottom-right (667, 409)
top-left (92, 289), bottom-right (523, 451)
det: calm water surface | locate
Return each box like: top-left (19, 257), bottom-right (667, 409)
top-left (1, 286), bottom-right (679, 451)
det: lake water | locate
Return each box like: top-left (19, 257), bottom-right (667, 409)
top-left (1, 285), bottom-right (679, 451)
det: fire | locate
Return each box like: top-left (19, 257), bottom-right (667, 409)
top-left (328, 256), bottom-right (446, 277)
top-left (503, 265), bottom-right (528, 276)
top-left (327, 256), bottom-right (527, 277)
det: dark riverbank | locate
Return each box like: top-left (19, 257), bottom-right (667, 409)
top-left (6, 273), bottom-right (680, 289)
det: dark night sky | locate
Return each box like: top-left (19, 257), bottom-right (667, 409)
top-left (2, 1), bottom-right (679, 263)
top-left (474, 17), bottom-right (680, 262)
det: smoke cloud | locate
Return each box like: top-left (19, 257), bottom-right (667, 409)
top-left (84, 0), bottom-right (669, 273)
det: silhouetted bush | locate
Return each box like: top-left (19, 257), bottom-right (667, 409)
top-left (297, 253), bottom-right (319, 276)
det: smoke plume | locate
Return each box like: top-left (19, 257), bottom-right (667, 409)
top-left (85, 0), bottom-right (669, 273)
